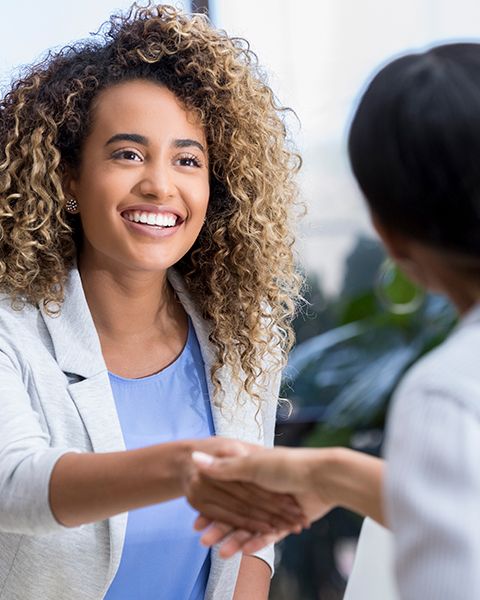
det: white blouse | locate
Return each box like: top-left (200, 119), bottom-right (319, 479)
top-left (345, 303), bottom-right (480, 600)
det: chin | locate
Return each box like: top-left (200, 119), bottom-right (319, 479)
top-left (125, 253), bottom-right (185, 273)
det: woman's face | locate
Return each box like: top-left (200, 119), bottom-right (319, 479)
top-left (68, 79), bottom-right (209, 274)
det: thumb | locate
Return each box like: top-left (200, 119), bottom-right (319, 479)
top-left (192, 451), bottom-right (251, 482)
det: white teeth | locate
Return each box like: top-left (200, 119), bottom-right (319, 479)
top-left (155, 214), bottom-right (177, 227)
top-left (124, 210), bottom-right (179, 227)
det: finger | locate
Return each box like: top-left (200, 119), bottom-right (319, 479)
top-left (204, 492), bottom-right (300, 532)
top-left (206, 479), bottom-right (305, 528)
top-left (198, 502), bottom-right (278, 534)
top-left (193, 514), bottom-right (212, 531)
top-left (217, 478), bottom-right (299, 513)
top-left (192, 452), bottom-right (251, 481)
top-left (190, 480), bottom-right (281, 530)
top-left (234, 481), bottom-right (305, 520)
top-left (205, 438), bottom-right (259, 459)
top-left (200, 522), bottom-right (233, 546)
top-left (218, 524), bottom-right (303, 559)
top-left (241, 531), bottom-right (285, 555)
top-left (218, 530), bottom-right (256, 559)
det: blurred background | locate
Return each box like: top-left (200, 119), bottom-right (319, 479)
top-left (1, 1), bottom-right (478, 597)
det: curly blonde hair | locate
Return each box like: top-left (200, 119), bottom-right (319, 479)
top-left (0, 3), bottom-right (302, 406)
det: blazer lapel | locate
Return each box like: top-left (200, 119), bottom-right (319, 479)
top-left (40, 268), bottom-right (127, 589)
top-left (40, 268), bottom-right (125, 453)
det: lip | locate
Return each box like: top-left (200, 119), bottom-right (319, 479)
top-left (122, 216), bottom-right (184, 239)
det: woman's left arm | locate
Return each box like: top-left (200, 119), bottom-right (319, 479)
top-left (233, 555), bottom-right (271, 600)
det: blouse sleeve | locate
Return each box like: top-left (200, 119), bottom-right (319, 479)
top-left (385, 385), bottom-right (480, 599)
top-left (0, 350), bottom-right (76, 535)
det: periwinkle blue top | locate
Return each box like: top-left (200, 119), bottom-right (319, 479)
top-left (105, 319), bottom-right (215, 600)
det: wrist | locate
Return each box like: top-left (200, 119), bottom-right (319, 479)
top-left (168, 439), bottom-right (196, 495)
top-left (307, 447), bottom-right (344, 505)
top-left (312, 447), bottom-right (385, 523)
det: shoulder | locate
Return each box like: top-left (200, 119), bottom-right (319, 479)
top-left (384, 315), bottom-right (480, 499)
top-left (384, 313), bottom-right (480, 514)
top-left (0, 295), bottom-right (42, 342)
top-left (0, 293), bottom-right (56, 372)
top-left (391, 316), bottom-right (480, 420)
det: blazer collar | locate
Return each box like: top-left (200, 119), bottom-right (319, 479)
top-left (40, 268), bottom-right (106, 378)
top-left (39, 267), bottom-right (218, 380)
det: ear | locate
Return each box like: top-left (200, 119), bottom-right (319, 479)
top-left (61, 166), bottom-right (79, 199)
top-left (371, 212), bottom-right (411, 262)
top-left (371, 212), bottom-right (429, 287)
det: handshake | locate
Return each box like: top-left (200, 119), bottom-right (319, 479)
top-left (184, 437), bottom-right (384, 558)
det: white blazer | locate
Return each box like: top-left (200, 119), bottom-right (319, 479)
top-left (0, 268), bottom-right (277, 599)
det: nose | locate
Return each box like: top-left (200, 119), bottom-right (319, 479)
top-left (137, 162), bottom-right (176, 199)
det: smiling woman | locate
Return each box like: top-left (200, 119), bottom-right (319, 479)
top-left (0, 4), bottom-right (303, 600)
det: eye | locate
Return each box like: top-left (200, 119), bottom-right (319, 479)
top-left (176, 153), bottom-right (203, 168)
top-left (112, 149), bottom-right (143, 162)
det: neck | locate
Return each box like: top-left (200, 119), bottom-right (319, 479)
top-left (78, 254), bottom-right (180, 341)
top-left (445, 282), bottom-right (480, 315)
top-left (423, 251), bottom-right (480, 315)
top-left (396, 240), bottom-right (480, 316)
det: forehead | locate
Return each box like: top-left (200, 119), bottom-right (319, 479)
top-left (89, 80), bottom-right (206, 142)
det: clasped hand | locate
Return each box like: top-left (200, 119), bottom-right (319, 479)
top-left (185, 443), bottom-right (335, 558)
top-left (182, 438), bottom-right (307, 540)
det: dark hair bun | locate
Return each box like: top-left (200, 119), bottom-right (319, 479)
top-left (348, 43), bottom-right (480, 257)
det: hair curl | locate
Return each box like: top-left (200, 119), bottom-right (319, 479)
top-left (0, 3), bottom-right (302, 407)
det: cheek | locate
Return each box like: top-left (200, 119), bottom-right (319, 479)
top-left (77, 172), bottom-right (123, 214)
top-left (76, 177), bottom-right (122, 242)
top-left (189, 181), bottom-right (210, 216)
top-left (200, 180), bottom-right (210, 207)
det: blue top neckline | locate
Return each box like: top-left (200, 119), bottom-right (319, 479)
top-left (108, 318), bottom-right (193, 383)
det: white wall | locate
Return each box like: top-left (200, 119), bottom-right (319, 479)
top-left (0, 0), bottom-right (189, 86)
top-left (213, 0), bottom-right (480, 293)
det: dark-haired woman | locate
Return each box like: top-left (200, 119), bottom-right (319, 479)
top-left (194, 43), bottom-right (480, 600)
top-left (0, 4), bottom-right (304, 599)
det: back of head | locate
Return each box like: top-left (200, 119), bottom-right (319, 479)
top-left (348, 43), bottom-right (480, 258)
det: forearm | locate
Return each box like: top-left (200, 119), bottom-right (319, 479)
top-left (312, 447), bottom-right (385, 525)
top-left (233, 555), bottom-right (271, 600)
top-left (49, 440), bottom-right (193, 527)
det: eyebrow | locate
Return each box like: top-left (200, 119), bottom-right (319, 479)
top-left (174, 138), bottom-right (206, 153)
top-left (105, 133), bottom-right (147, 146)
top-left (105, 133), bottom-right (206, 153)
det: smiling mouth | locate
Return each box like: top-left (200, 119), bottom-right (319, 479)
top-left (121, 210), bottom-right (183, 228)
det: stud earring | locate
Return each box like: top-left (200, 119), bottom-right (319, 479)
top-left (65, 197), bottom-right (79, 213)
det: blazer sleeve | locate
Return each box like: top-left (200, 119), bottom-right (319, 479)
top-left (0, 350), bottom-right (76, 535)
